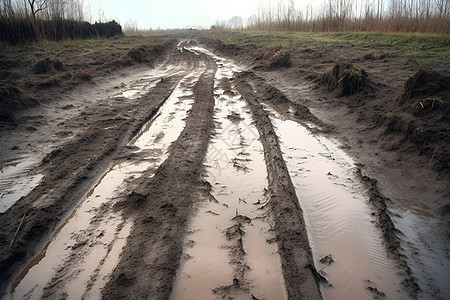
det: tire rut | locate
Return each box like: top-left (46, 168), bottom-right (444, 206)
top-left (232, 73), bottom-right (322, 299)
top-left (102, 58), bottom-right (217, 299)
top-left (0, 75), bottom-right (182, 294)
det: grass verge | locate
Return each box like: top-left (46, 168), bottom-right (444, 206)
top-left (206, 30), bottom-right (450, 62)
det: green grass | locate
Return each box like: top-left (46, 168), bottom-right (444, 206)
top-left (207, 30), bottom-right (450, 62)
top-left (0, 34), bottom-right (177, 79)
top-left (2, 34), bottom-right (175, 55)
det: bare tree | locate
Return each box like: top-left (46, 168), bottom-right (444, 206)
top-left (435, 0), bottom-right (449, 19)
top-left (26, 0), bottom-right (48, 19)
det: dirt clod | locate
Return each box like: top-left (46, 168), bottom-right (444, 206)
top-left (0, 83), bottom-right (38, 127)
top-left (32, 58), bottom-right (65, 74)
top-left (367, 286), bottom-right (386, 298)
top-left (266, 49), bottom-right (291, 70)
top-left (319, 62), bottom-right (368, 96)
top-left (401, 69), bottom-right (449, 102)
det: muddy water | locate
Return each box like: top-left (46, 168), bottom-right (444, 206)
top-left (171, 54), bottom-right (286, 299)
top-left (8, 76), bottom-right (196, 300)
top-left (392, 207), bottom-right (450, 299)
top-left (265, 107), bottom-right (407, 299)
top-left (0, 158), bottom-right (42, 213)
top-left (0, 57), bottom-right (190, 214)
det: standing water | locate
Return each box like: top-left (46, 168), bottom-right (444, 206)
top-left (7, 75), bottom-right (198, 300)
top-left (266, 106), bottom-right (407, 299)
top-left (172, 50), bottom-right (287, 299)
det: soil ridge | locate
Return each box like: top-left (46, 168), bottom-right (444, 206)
top-left (233, 72), bottom-right (322, 299)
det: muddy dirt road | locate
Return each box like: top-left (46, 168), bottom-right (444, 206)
top-left (1, 32), bottom-right (449, 300)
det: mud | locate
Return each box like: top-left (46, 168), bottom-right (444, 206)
top-left (1, 30), bottom-right (449, 300)
top-left (233, 73), bottom-right (322, 299)
top-left (265, 105), bottom-right (407, 298)
top-left (223, 35), bottom-right (449, 299)
top-left (0, 61), bottom-right (185, 293)
top-left (102, 51), bottom-right (218, 299)
top-left (172, 65), bottom-right (286, 299)
top-left (9, 70), bottom-right (197, 299)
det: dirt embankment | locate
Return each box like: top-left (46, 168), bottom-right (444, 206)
top-left (0, 38), bottom-right (176, 129)
top-left (102, 55), bottom-right (217, 299)
top-left (233, 72), bottom-right (322, 299)
top-left (0, 72), bottom-right (182, 293)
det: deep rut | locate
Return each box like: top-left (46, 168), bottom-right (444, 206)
top-left (102, 56), bottom-right (218, 299)
top-left (233, 74), bottom-right (321, 299)
top-left (2, 39), bottom-right (421, 300)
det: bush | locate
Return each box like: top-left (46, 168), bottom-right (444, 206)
top-left (0, 18), bottom-right (122, 46)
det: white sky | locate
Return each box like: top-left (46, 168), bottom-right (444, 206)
top-left (85, 0), bottom-right (317, 30)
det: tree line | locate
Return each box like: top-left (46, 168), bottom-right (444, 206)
top-left (244, 0), bottom-right (449, 34)
top-left (0, 0), bottom-right (122, 45)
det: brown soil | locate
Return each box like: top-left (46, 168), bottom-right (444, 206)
top-left (0, 37), bottom-right (176, 129)
top-left (318, 62), bottom-right (369, 96)
top-left (1, 30), bottom-right (449, 299)
top-left (103, 53), bottom-right (217, 299)
top-left (202, 31), bottom-right (449, 298)
top-left (233, 74), bottom-right (322, 299)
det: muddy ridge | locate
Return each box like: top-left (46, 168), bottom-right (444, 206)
top-left (233, 72), bottom-right (322, 299)
top-left (357, 170), bottom-right (420, 296)
top-left (0, 73), bottom-right (182, 293)
top-left (102, 56), bottom-right (217, 299)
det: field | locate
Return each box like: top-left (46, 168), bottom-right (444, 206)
top-left (0, 30), bottom-right (449, 299)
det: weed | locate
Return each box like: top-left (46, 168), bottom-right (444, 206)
top-left (412, 97), bottom-right (444, 110)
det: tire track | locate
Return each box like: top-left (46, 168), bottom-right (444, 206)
top-left (233, 72), bottom-right (322, 299)
top-left (102, 56), bottom-right (217, 299)
top-left (0, 74), bottom-right (182, 295)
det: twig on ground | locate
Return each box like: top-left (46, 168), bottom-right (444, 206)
top-left (9, 212), bottom-right (27, 249)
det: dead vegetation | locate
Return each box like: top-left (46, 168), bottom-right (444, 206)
top-left (32, 58), bottom-right (65, 74)
top-left (401, 69), bottom-right (449, 103)
top-left (255, 46), bottom-right (291, 70)
top-left (319, 63), bottom-right (368, 96)
top-left (0, 83), bottom-right (38, 127)
top-left (244, 0), bottom-right (449, 34)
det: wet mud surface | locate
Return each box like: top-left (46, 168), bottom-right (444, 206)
top-left (1, 31), bottom-right (449, 300)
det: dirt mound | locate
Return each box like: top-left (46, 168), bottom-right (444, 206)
top-left (363, 51), bottom-right (388, 60)
top-left (266, 49), bottom-right (291, 70)
top-left (319, 62), bottom-right (368, 96)
top-left (401, 69), bottom-right (449, 102)
top-left (400, 69), bottom-right (450, 120)
top-left (254, 46), bottom-right (291, 70)
top-left (371, 69), bottom-right (450, 177)
top-left (127, 46), bottom-right (154, 63)
top-left (122, 42), bottom-right (172, 66)
top-left (0, 83), bottom-right (38, 127)
top-left (32, 58), bottom-right (65, 74)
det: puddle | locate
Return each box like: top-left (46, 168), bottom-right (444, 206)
top-left (265, 107), bottom-right (407, 299)
top-left (8, 76), bottom-right (197, 300)
top-left (171, 58), bottom-right (286, 299)
top-left (392, 207), bottom-right (450, 299)
top-left (0, 158), bottom-right (42, 213)
top-left (113, 77), bottom-right (160, 99)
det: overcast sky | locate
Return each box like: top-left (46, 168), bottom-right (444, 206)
top-left (85, 0), bottom-right (262, 29)
top-left (85, 0), bottom-right (319, 30)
